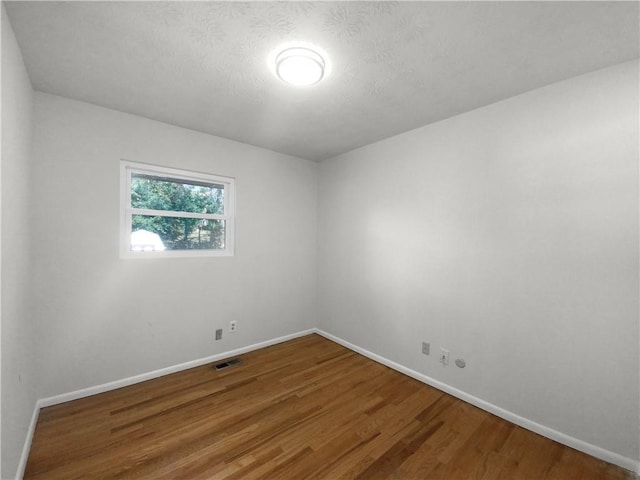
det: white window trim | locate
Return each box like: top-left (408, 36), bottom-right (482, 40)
top-left (120, 160), bottom-right (235, 259)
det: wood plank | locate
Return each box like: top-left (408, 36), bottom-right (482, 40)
top-left (24, 334), bottom-right (634, 479)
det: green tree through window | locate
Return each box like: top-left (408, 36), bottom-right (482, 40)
top-left (122, 161), bottom-right (235, 258)
top-left (131, 174), bottom-right (226, 250)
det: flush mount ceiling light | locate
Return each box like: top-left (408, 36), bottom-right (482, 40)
top-left (275, 46), bottom-right (326, 87)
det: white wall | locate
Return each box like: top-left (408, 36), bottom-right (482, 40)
top-left (318, 60), bottom-right (639, 462)
top-left (1, 5), bottom-right (36, 478)
top-left (30, 92), bottom-right (317, 399)
top-left (3, 13), bottom-right (637, 474)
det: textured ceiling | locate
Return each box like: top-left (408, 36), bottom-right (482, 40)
top-left (5, 1), bottom-right (639, 161)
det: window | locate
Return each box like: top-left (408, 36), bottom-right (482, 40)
top-left (121, 161), bottom-right (235, 258)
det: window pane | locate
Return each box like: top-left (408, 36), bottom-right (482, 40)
top-left (131, 174), bottom-right (224, 215)
top-left (131, 215), bottom-right (225, 251)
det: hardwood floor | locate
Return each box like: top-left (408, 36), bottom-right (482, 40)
top-left (25, 334), bottom-right (633, 479)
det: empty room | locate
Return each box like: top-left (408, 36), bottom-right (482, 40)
top-left (2, 1), bottom-right (638, 479)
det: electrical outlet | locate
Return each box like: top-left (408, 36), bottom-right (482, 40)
top-left (215, 329), bottom-right (222, 341)
top-left (440, 348), bottom-right (449, 366)
top-left (229, 320), bottom-right (237, 333)
top-left (422, 342), bottom-right (430, 355)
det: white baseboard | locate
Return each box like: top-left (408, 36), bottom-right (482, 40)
top-left (14, 328), bottom-right (315, 479)
top-left (14, 399), bottom-right (42, 480)
top-left (38, 329), bottom-right (315, 408)
top-left (314, 328), bottom-right (640, 475)
top-left (15, 327), bottom-right (639, 478)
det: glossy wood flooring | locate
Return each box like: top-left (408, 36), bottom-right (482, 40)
top-left (25, 334), bottom-right (633, 479)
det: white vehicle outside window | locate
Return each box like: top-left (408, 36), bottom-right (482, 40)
top-left (120, 161), bottom-right (235, 258)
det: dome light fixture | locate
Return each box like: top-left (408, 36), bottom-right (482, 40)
top-left (275, 46), bottom-right (326, 87)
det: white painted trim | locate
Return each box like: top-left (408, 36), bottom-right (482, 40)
top-left (14, 329), bottom-right (315, 479)
top-left (14, 399), bottom-right (42, 480)
top-left (314, 329), bottom-right (640, 475)
top-left (119, 159), bottom-right (236, 259)
top-left (15, 328), bottom-right (639, 478)
top-left (39, 329), bottom-right (315, 408)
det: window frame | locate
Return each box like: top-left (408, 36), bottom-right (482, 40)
top-left (120, 160), bottom-right (235, 259)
